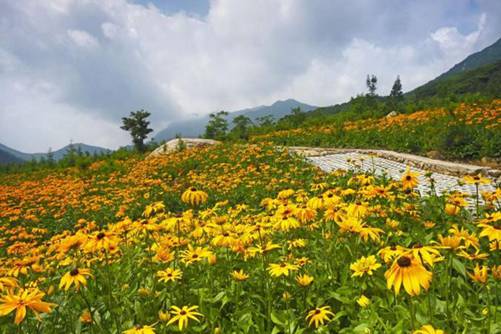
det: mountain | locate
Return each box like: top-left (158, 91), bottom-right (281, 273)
top-left (408, 38), bottom-right (501, 99)
top-left (408, 60), bottom-right (501, 99)
top-left (436, 38), bottom-right (501, 80)
top-left (154, 99), bottom-right (317, 141)
top-left (0, 142), bottom-right (111, 165)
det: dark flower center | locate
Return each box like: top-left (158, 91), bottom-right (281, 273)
top-left (97, 232), bottom-right (105, 240)
top-left (180, 310), bottom-right (187, 315)
top-left (190, 187), bottom-right (197, 192)
top-left (70, 268), bottom-right (80, 276)
top-left (397, 256), bottom-right (411, 267)
top-left (405, 175), bottom-right (412, 181)
top-left (314, 309), bottom-right (321, 314)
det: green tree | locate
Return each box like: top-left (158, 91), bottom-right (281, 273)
top-left (204, 111), bottom-right (229, 140)
top-left (256, 115), bottom-right (275, 127)
top-left (230, 115), bottom-right (253, 140)
top-left (120, 109), bottom-right (153, 152)
top-left (390, 75), bottom-right (403, 99)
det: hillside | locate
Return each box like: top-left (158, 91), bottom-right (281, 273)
top-left (437, 37), bottom-right (501, 80)
top-left (154, 99), bottom-right (316, 141)
top-left (0, 142), bottom-right (111, 164)
top-left (408, 60), bottom-right (501, 100)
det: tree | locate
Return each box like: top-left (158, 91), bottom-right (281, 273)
top-left (256, 115), bottom-right (275, 128)
top-left (121, 109), bottom-right (153, 152)
top-left (366, 74), bottom-right (378, 96)
top-left (231, 115), bottom-right (253, 140)
top-left (390, 75), bottom-right (403, 99)
top-left (204, 111), bottom-right (228, 140)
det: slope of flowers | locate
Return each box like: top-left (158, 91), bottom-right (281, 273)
top-left (250, 99), bottom-right (501, 160)
top-left (0, 143), bottom-right (499, 333)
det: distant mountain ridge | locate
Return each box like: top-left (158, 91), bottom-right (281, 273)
top-left (0, 142), bottom-right (111, 164)
top-left (154, 99), bottom-right (317, 141)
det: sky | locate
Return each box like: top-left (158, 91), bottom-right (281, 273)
top-left (0, 0), bottom-right (500, 152)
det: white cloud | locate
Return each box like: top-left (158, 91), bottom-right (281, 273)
top-left (67, 29), bottom-right (100, 48)
top-left (0, 0), bottom-right (500, 152)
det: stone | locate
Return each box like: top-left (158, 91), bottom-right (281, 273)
top-left (148, 138), bottom-right (220, 158)
top-left (386, 111), bottom-right (398, 118)
top-left (426, 150), bottom-right (442, 160)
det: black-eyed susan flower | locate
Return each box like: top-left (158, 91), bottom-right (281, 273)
top-left (157, 268), bottom-right (182, 283)
top-left (350, 255), bottom-right (381, 277)
top-left (305, 306), bottom-right (335, 328)
top-left (401, 167), bottom-right (419, 190)
top-left (356, 295), bottom-right (370, 308)
top-left (181, 188), bottom-right (208, 206)
top-left (123, 324), bottom-right (156, 334)
top-left (231, 269), bottom-right (249, 281)
top-left (0, 288), bottom-right (55, 324)
top-left (296, 274), bottom-right (314, 287)
top-left (412, 324), bottom-right (444, 334)
top-left (384, 255), bottom-right (432, 296)
top-left (468, 264), bottom-right (488, 284)
top-left (59, 268), bottom-right (92, 291)
top-left (463, 174), bottom-right (491, 185)
top-left (267, 262), bottom-right (299, 277)
top-left (167, 305), bottom-right (203, 331)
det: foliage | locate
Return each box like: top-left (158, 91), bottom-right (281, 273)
top-left (121, 109), bottom-right (154, 152)
top-left (204, 111), bottom-right (229, 140)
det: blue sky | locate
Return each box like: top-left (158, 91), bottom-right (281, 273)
top-left (132, 0), bottom-right (209, 16)
top-left (0, 0), bottom-right (500, 152)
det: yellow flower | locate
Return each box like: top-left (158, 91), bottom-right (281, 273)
top-left (59, 268), bottom-right (92, 291)
top-left (468, 264), bottom-right (488, 284)
top-left (492, 265), bottom-right (501, 281)
top-left (401, 167), bottom-right (419, 190)
top-left (413, 324), bottom-right (444, 334)
top-left (123, 325), bottom-right (156, 334)
top-left (0, 277), bottom-right (18, 291)
top-left (356, 295), bottom-right (370, 308)
top-left (80, 309), bottom-right (92, 324)
top-left (0, 288), bottom-right (55, 324)
top-left (462, 174), bottom-right (491, 185)
top-left (181, 187), bottom-right (208, 206)
top-left (157, 268), bottom-right (182, 283)
top-left (350, 255), bottom-right (381, 277)
top-left (180, 245), bottom-right (212, 265)
top-left (231, 269), bottom-right (249, 281)
top-left (305, 306), bottom-right (335, 328)
top-left (167, 305), bottom-right (203, 331)
top-left (159, 310), bottom-right (170, 322)
top-left (267, 262), bottom-right (299, 277)
top-left (384, 255), bottom-right (432, 296)
top-left (296, 274), bottom-right (314, 287)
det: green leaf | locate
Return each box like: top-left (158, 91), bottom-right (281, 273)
top-left (452, 258), bottom-right (467, 277)
top-left (271, 311), bottom-right (285, 326)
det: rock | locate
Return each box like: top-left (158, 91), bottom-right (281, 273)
top-left (426, 150), bottom-right (442, 160)
top-left (386, 111), bottom-right (398, 118)
top-left (148, 138), bottom-right (220, 158)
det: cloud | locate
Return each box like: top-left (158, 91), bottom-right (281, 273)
top-left (0, 0), bottom-right (500, 152)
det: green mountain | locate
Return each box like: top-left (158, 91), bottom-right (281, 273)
top-left (408, 60), bottom-right (501, 100)
top-left (436, 38), bottom-right (501, 80)
top-left (154, 99), bottom-right (317, 141)
top-left (0, 143), bottom-right (111, 165)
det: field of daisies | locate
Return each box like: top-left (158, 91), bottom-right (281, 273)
top-left (0, 143), bottom-right (499, 333)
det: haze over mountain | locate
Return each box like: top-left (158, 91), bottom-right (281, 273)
top-left (154, 99), bottom-right (316, 141)
top-left (0, 143), bottom-right (110, 164)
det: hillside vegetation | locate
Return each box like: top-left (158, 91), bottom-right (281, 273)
top-left (250, 99), bottom-right (501, 162)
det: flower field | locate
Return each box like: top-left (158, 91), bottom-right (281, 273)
top-left (250, 99), bottom-right (501, 161)
top-left (0, 143), bottom-right (500, 333)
